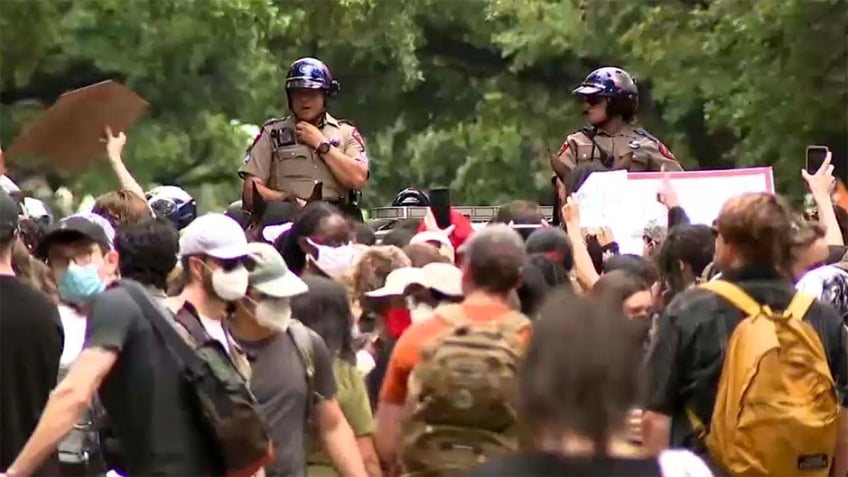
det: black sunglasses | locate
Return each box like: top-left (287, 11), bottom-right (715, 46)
top-left (217, 256), bottom-right (256, 273)
top-left (584, 95), bottom-right (605, 106)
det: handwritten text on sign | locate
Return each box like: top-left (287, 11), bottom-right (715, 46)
top-left (576, 167), bottom-right (775, 255)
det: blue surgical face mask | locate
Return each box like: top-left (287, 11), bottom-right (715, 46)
top-left (58, 262), bottom-right (106, 304)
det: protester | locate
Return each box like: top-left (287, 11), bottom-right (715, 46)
top-left (278, 201), bottom-right (357, 279)
top-left (5, 214), bottom-right (229, 476)
top-left (654, 223), bottom-right (714, 300)
top-left (0, 190), bottom-right (63, 477)
top-left (294, 276), bottom-right (383, 477)
top-left (401, 243), bottom-right (450, 267)
top-left (468, 291), bottom-right (710, 476)
top-left (642, 192), bottom-right (848, 476)
top-left (91, 189), bottom-right (151, 228)
top-left (375, 224), bottom-right (532, 476)
top-left (114, 217), bottom-right (179, 306)
top-left (229, 242), bottom-right (368, 477)
top-left (5, 83), bottom-right (848, 477)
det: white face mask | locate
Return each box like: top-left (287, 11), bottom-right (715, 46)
top-left (253, 297), bottom-right (292, 332)
top-left (406, 296), bottom-right (434, 324)
top-left (211, 266), bottom-right (249, 301)
top-left (307, 239), bottom-right (356, 280)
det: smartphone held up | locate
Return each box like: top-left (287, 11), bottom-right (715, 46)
top-left (805, 145), bottom-right (830, 175)
top-left (428, 187), bottom-right (452, 230)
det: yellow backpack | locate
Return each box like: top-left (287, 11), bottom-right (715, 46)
top-left (688, 280), bottom-right (840, 477)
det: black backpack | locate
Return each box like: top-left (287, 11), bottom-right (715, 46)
top-left (121, 280), bottom-right (273, 477)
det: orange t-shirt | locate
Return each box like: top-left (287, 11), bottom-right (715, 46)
top-left (379, 302), bottom-right (532, 405)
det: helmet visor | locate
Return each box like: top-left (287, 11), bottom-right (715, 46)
top-left (572, 84), bottom-right (605, 96)
top-left (286, 77), bottom-right (327, 90)
top-left (149, 197), bottom-right (178, 220)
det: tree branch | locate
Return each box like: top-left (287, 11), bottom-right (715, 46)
top-left (417, 19), bottom-right (598, 90)
top-left (0, 60), bottom-right (125, 105)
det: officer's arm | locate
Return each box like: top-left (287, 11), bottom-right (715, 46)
top-left (551, 138), bottom-right (577, 180)
top-left (239, 128), bottom-right (287, 210)
top-left (322, 127), bottom-right (368, 190)
top-left (242, 177), bottom-right (288, 211)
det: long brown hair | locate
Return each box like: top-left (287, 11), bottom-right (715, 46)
top-left (519, 290), bottom-right (640, 452)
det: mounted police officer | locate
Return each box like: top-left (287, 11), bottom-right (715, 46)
top-left (239, 57), bottom-right (368, 220)
top-left (551, 67), bottom-right (682, 180)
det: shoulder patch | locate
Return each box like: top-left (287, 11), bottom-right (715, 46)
top-left (556, 140), bottom-right (570, 156)
top-left (658, 141), bottom-right (676, 160)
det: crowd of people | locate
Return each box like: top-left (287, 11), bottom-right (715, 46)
top-left (1, 131), bottom-right (847, 477)
top-left (0, 56), bottom-right (847, 477)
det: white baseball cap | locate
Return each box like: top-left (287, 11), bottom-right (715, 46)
top-left (365, 267), bottom-right (426, 298)
top-left (246, 242), bottom-right (308, 298)
top-left (421, 262), bottom-right (463, 296)
top-left (179, 213), bottom-right (252, 260)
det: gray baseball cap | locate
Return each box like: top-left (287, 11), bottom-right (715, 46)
top-left (246, 242), bottom-right (308, 298)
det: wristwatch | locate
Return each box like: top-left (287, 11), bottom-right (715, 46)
top-left (317, 141), bottom-right (331, 155)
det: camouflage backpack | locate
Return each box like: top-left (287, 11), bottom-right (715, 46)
top-left (399, 304), bottom-right (530, 477)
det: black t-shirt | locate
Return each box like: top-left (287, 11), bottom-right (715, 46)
top-left (85, 285), bottom-right (224, 476)
top-left (0, 276), bottom-right (63, 476)
top-left (467, 451), bottom-right (662, 477)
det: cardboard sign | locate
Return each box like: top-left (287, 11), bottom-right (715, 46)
top-left (6, 80), bottom-right (148, 171)
top-left (577, 167), bottom-right (775, 254)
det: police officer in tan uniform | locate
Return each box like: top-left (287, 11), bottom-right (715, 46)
top-left (239, 57), bottom-right (368, 219)
top-left (551, 67), bottom-right (682, 180)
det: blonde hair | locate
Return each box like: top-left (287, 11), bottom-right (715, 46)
top-left (350, 245), bottom-right (411, 308)
top-left (92, 189), bottom-right (151, 228)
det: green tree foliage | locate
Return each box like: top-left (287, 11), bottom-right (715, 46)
top-left (1, 0), bottom-right (845, 211)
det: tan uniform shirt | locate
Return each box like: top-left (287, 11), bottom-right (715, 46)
top-left (552, 124), bottom-right (682, 177)
top-left (238, 113), bottom-right (368, 201)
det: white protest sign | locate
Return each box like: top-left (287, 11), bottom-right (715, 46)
top-left (574, 169), bottom-right (628, 229)
top-left (577, 167), bottom-right (775, 255)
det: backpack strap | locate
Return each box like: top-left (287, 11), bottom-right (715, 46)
top-left (435, 303), bottom-right (467, 327)
top-left (689, 279), bottom-right (760, 442)
top-left (173, 302), bottom-right (214, 345)
top-left (496, 311), bottom-right (532, 336)
top-left (783, 291), bottom-right (815, 322)
top-left (698, 280), bottom-right (764, 317)
top-left (685, 407), bottom-right (708, 443)
top-left (287, 320), bottom-right (317, 419)
top-left (436, 303), bottom-right (530, 335)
